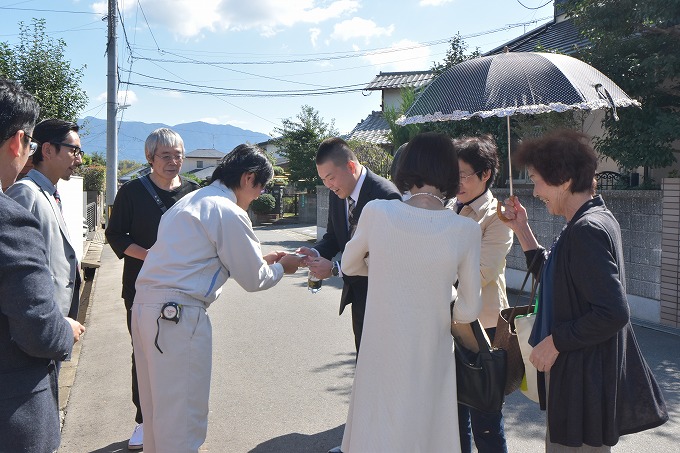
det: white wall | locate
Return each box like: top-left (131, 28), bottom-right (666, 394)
top-left (57, 175), bottom-right (84, 262)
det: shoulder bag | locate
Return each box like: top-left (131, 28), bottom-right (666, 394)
top-left (452, 317), bottom-right (507, 414)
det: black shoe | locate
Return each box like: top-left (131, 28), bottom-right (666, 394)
top-left (327, 446), bottom-right (342, 453)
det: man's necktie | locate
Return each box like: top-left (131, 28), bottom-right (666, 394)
top-left (348, 196), bottom-right (357, 237)
top-left (54, 189), bottom-right (63, 213)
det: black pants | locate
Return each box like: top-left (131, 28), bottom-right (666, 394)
top-left (125, 297), bottom-right (143, 424)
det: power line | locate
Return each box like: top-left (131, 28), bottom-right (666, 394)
top-left (0, 6), bottom-right (102, 15)
top-left (515, 0), bottom-right (553, 10)
top-left (121, 68), bottom-right (368, 93)
top-left (125, 81), bottom-right (366, 98)
top-left (126, 17), bottom-right (551, 66)
top-left (137, 0), bottom-right (160, 51)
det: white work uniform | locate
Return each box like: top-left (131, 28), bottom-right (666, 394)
top-left (131, 180), bottom-right (284, 453)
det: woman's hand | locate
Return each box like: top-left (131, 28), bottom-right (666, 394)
top-left (501, 196), bottom-right (529, 232)
top-left (529, 334), bottom-right (559, 373)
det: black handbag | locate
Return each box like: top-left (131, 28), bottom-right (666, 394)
top-left (453, 319), bottom-right (507, 414)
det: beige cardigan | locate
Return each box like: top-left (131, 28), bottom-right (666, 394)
top-left (452, 190), bottom-right (513, 328)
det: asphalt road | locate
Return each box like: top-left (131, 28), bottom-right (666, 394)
top-left (59, 224), bottom-right (679, 452)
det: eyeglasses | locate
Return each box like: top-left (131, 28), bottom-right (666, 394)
top-left (50, 142), bottom-right (84, 158)
top-left (156, 154), bottom-right (184, 162)
top-left (25, 133), bottom-right (39, 156)
top-left (460, 170), bottom-right (483, 182)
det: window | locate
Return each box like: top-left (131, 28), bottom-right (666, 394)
top-left (197, 160), bottom-right (204, 168)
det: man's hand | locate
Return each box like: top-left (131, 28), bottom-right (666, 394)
top-left (263, 250), bottom-right (287, 265)
top-left (307, 256), bottom-right (333, 280)
top-left (295, 246), bottom-right (319, 267)
top-left (278, 253), bottom-right (302, 274)
top-left (66, 317), bottom-right (85, 343)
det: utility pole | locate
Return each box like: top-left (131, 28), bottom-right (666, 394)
top-left (105, 0), bottom-right (118, 224)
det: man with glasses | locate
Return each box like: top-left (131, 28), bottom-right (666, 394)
top-left (0, 79), bottom-right (84, 453)
top-left (105, 128), bottom-right (199, 450)
top-left (6, 119), bottom-right (85, 329)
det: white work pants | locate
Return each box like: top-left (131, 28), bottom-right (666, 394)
top-left (132, 301), bottom-right (212, 453)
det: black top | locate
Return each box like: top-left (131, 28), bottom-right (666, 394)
top-left (105, 176), bottom-right (199, 301)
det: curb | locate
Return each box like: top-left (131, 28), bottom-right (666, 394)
top-left (59, 231), bottom-right (105, 429)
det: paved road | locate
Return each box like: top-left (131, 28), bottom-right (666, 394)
top-left (59, 224), bottom-right (679, 452)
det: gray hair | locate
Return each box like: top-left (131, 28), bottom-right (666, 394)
top-left (144, 128), bottom-right (184, 163)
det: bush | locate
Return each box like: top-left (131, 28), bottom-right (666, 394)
top-left (78, 164), bottom-right (106, 192)
top-left (251, 193), bottom-right (276, 214)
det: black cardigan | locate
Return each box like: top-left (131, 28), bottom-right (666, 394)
top-left (525, 196), bottom-right (667, 447)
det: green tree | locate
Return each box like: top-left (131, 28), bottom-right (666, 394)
top-left (431, 33), bottom-right (481, 75)
top-left (348, 140), bottom-right (392, 179)
top-left (384, 88), bottom-right (421, 150)
top-left (563, 0), bottom-right (680, 172)
top-left (273, 105), bottom-right (338, 191)
top-left (0, 18), bottom-right (88, 123)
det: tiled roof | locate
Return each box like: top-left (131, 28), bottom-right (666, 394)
top-left (344, 111), bottom-right (391, 145)
top-left (185, 148), bottom-right (227, 158)
top-left (185, 166), bottom-right (216, 181)
top-left (365, 71), bottom-right (436, 91)
top-left (485, 18), bottom-right (590, 56)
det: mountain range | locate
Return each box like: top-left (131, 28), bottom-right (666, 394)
top-left (78, 116), bottom-right (272, 163)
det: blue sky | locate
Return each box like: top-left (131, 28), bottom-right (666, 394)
top-left (0, 0), bottom-right (555, 137)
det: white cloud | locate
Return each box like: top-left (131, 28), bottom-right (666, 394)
top-left (99, 0), bottom-right (360, 39)
top-left (419, 0), bottom-right (455, 6)
top-left (310, 28), bottom-right (321, 47)
top-left (96, 90), bottom-right (139, 106)
top-left (331, 17), bottom-right (394, 43)
top-left (362, 39), bottom-right (431, 72)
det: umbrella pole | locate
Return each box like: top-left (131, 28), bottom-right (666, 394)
top-left (507, 116), bottom-right (513, 196)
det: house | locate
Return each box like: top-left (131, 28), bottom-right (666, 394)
top-left (118, 165), bottom-right (150, 185)
top-left (345, 71), bottom-right (436, 152)
top-left (183, 148), bottom-right (226, 172)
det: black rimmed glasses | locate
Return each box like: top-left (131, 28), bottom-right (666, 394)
top-left (51, 141), bottom-right (84, 158)
top-left (460, 170), bottom-right (483, 182)
top-left (25, 133), bottom-right (39, 156)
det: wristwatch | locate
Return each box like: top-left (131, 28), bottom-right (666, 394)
top-left (331, 261), bottom-right (340, 277)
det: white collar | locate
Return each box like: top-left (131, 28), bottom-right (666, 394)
top-left (349, 166), bottom-right (366, 202)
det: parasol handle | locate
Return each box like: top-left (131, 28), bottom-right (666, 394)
top-left (507, 116), bottom-right (513, 196)
top-left (498, 116), bottom-right (514, 222)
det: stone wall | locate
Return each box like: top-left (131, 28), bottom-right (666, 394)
top-left (314, 184), bottom-right (676, 329)
top-left (496, 186), bottom-right (664, 325)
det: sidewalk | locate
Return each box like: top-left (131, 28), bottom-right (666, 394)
top-left (59, 223), bottom-right (679, 452)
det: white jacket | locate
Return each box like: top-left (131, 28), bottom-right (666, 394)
top-left (135, 180), bottom-right (283, 307)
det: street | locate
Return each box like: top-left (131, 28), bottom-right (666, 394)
top-left (59, 224), bottom-right (679, 452)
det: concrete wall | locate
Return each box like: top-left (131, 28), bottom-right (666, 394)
top-left (299, 192), bottom-right (318, 224)
top-left (661, 178), bottom-right (680, 328)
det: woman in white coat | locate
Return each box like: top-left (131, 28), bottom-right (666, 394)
top-left (339, 132), bottom-right (482, 452)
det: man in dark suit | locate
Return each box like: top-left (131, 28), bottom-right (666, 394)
top-left (301, 137), bottom-right (401, 352)
top-left (0, 78), bottom-right (84, 453)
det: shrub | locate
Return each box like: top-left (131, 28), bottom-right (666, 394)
top-left (251, 193), bottom-right (276, 214)
top-left (78, 164), bottom-right (106, 192)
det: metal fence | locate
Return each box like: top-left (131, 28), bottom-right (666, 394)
top-left (86, 202), bottom-right (98, 231)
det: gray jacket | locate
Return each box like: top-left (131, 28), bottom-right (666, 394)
top-left (6, 169), bottom-right (80, 318)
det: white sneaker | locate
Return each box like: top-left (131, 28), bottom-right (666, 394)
top-left (128, 423), bottom-right (143, 450)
